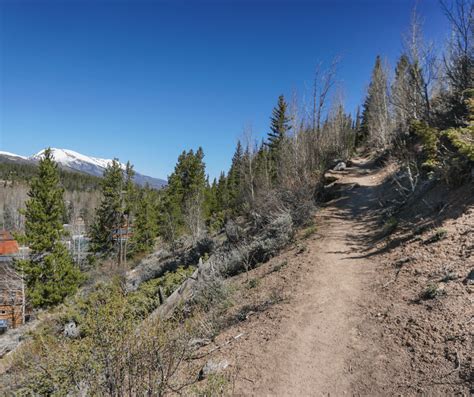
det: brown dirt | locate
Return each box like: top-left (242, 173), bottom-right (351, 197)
top-left (195, 156), bottom-right (473, 396)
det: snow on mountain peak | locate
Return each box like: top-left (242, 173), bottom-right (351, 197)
top-left (1, 148), bottom-right (166, 188)
top-left (0, 151), bottom-right (27, 160)
top-left (30, 148), bottom-right (125, 170)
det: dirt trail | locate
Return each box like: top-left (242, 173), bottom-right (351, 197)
top-left (241, 157), bottom-right (391, 396)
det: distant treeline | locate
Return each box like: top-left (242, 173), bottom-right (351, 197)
top-left (0, 161), bottom-right (102, 191)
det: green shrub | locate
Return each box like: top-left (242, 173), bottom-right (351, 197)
top-left (302, 225), bottom-right (318, 239)
top-left (424, 228), bottom-right (448, 244)
top-left (8, 277), bottom-right (209, 396)
top-left (246, 278), bottom-right (260, 289)
top-left (193, 374), bottom-right (230, 396)
top-left (411, 121), bottom-right (440, 169)
top-left (128, 265), bottom-right (195, 318)
top-left (383, 216), bottom-right (398, 234)
top-left (272, 260), bottom-right (288, 272)
top-left (420, 283), bottom-right (444, 300)
top-left (444, 127), bottom-right (474, 161)
top-left (444, 89), bottom-right (474, 161)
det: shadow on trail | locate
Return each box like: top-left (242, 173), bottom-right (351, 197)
top-left (322, 162), bottom-right (474, 260)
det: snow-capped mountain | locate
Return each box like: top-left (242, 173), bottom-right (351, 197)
top-left (31, 148), bottom-right (126, 178)
top-left (0, 148), bottom-right (166, 189)
top-left (30, 148), bottom-right (120, 176)
top-left (0, 151), bottom-right (28, 160)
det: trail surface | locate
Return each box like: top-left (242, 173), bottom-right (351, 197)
top-left (240, 157), bottom-right (391, 395)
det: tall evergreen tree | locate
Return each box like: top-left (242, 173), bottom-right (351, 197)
top-left (358, 96), bottom-right (371, 146)
top-left (227, 140), bottom-right (243, 212)
top-left (123, 161), bottom-right (136, 219)
top-left (20, 148), bottom-right (82, 307)
top-left (267, 95), bottom-right (291, 154)
top-left (391, 54), bottom-right (413, 135)
top-left (89, 159), bottom-right (124, 254)
top-left (364, 56), bottom-right (391, 148)
top-left (216, 171), bottom-right (229, 212)
top-left (354, 106), bottom-right (361, 132)
top-left (160, 148), bottom-right (207, 240)
top-left (129, 186), bottom-right (158, 255)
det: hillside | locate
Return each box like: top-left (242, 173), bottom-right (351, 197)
top-left (0, 1), bottom-right (471, 395)
top-left (1, 154), bottom-right (471, 396)
top-left (187, 156), bottom-right (473, 395)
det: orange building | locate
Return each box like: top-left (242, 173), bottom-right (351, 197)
top-left (0, 230), bottom-right (19, 257)
top-left (0, 231), bottom-right (25, 329)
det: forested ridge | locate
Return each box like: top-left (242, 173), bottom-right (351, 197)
top-left (0, 161), bottom-right (102, 191)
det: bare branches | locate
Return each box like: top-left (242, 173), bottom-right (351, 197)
top-left (402, 6), bottom-right (439, 121)
top-left (440, 0), bottom-right (473, 55)
top-left (440, 0), bottom-right (473, 94)
top-left (312, 57), bottom-right (340, 134)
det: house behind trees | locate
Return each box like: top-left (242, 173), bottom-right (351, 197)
top-left (0, 231), bottom-right (28, 329)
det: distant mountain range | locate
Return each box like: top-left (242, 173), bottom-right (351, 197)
top-left (0, 148), bottom-right (167, 189)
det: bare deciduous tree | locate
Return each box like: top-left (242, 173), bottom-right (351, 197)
top-left (311, 57), bottom-right (340, 135)
top-left (440, 0), bottom-right (473, 95)
top-left (402, 6), bottom-right (439, 122)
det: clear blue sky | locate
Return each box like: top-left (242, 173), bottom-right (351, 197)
top-left (0, 0), bottom-right (449, 180)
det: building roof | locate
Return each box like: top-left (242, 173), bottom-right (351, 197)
top-left (0, 231), bottom-right (19, 255)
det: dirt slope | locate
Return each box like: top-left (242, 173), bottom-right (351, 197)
top-left (194, 157), bottom-right (396, 395)
top-left (240, 158), bottom-right (388, 395)
top-left (196, 156), bottom-right (471, 396)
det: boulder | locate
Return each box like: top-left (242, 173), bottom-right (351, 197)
top-left (333, 162), bottom-right (346, 171)
top-left (64, 321), bottom-right (80, 339)
top-left (199, 359), bottom-right (229, 379)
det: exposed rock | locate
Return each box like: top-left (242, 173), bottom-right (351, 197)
top-left (189, 338), bottom-right (211, 349)
top-left (64, 321), bottom-right (80, 339)
top-left (394, 257), bottom-right (413, 268)
top-left (199, 359), bottom-right (229, 379)
top-left (463, 269), bottom-right (474, 285)
top-left (333, 162), bottom-right (346, 171)
top-left (329, 158), bottom-right (343, 168)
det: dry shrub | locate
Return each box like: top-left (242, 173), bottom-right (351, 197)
top-left (4, 282), bottom-right (213, 396)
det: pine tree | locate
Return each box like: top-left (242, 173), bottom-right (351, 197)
top-left (364, 56), bottom-right (391, 148)
top-left (20, 148), bottom-right (82, 307)
top-left (123, 161), bottom-right (136, 219)
top-left (89, 159), bottom-right (124, 254)
top-left (227, 140), bottom-right (243, 212)
top-left (159, 148), bottom-right (207, 240)
top-left (129, 186), bottom-right (158, 255)
top-left (216, 171), bottom-right (229, 212)
top-left (391, 55), bottom-right (412, 135)
top-left (267, 95), bottom-right (291, 154)
top-left (359, 95), bottom-right (371, 145)
top-left (254, 141), bottom-right (272, 189)
top-left (354, 106), bottom-right (361, 132)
